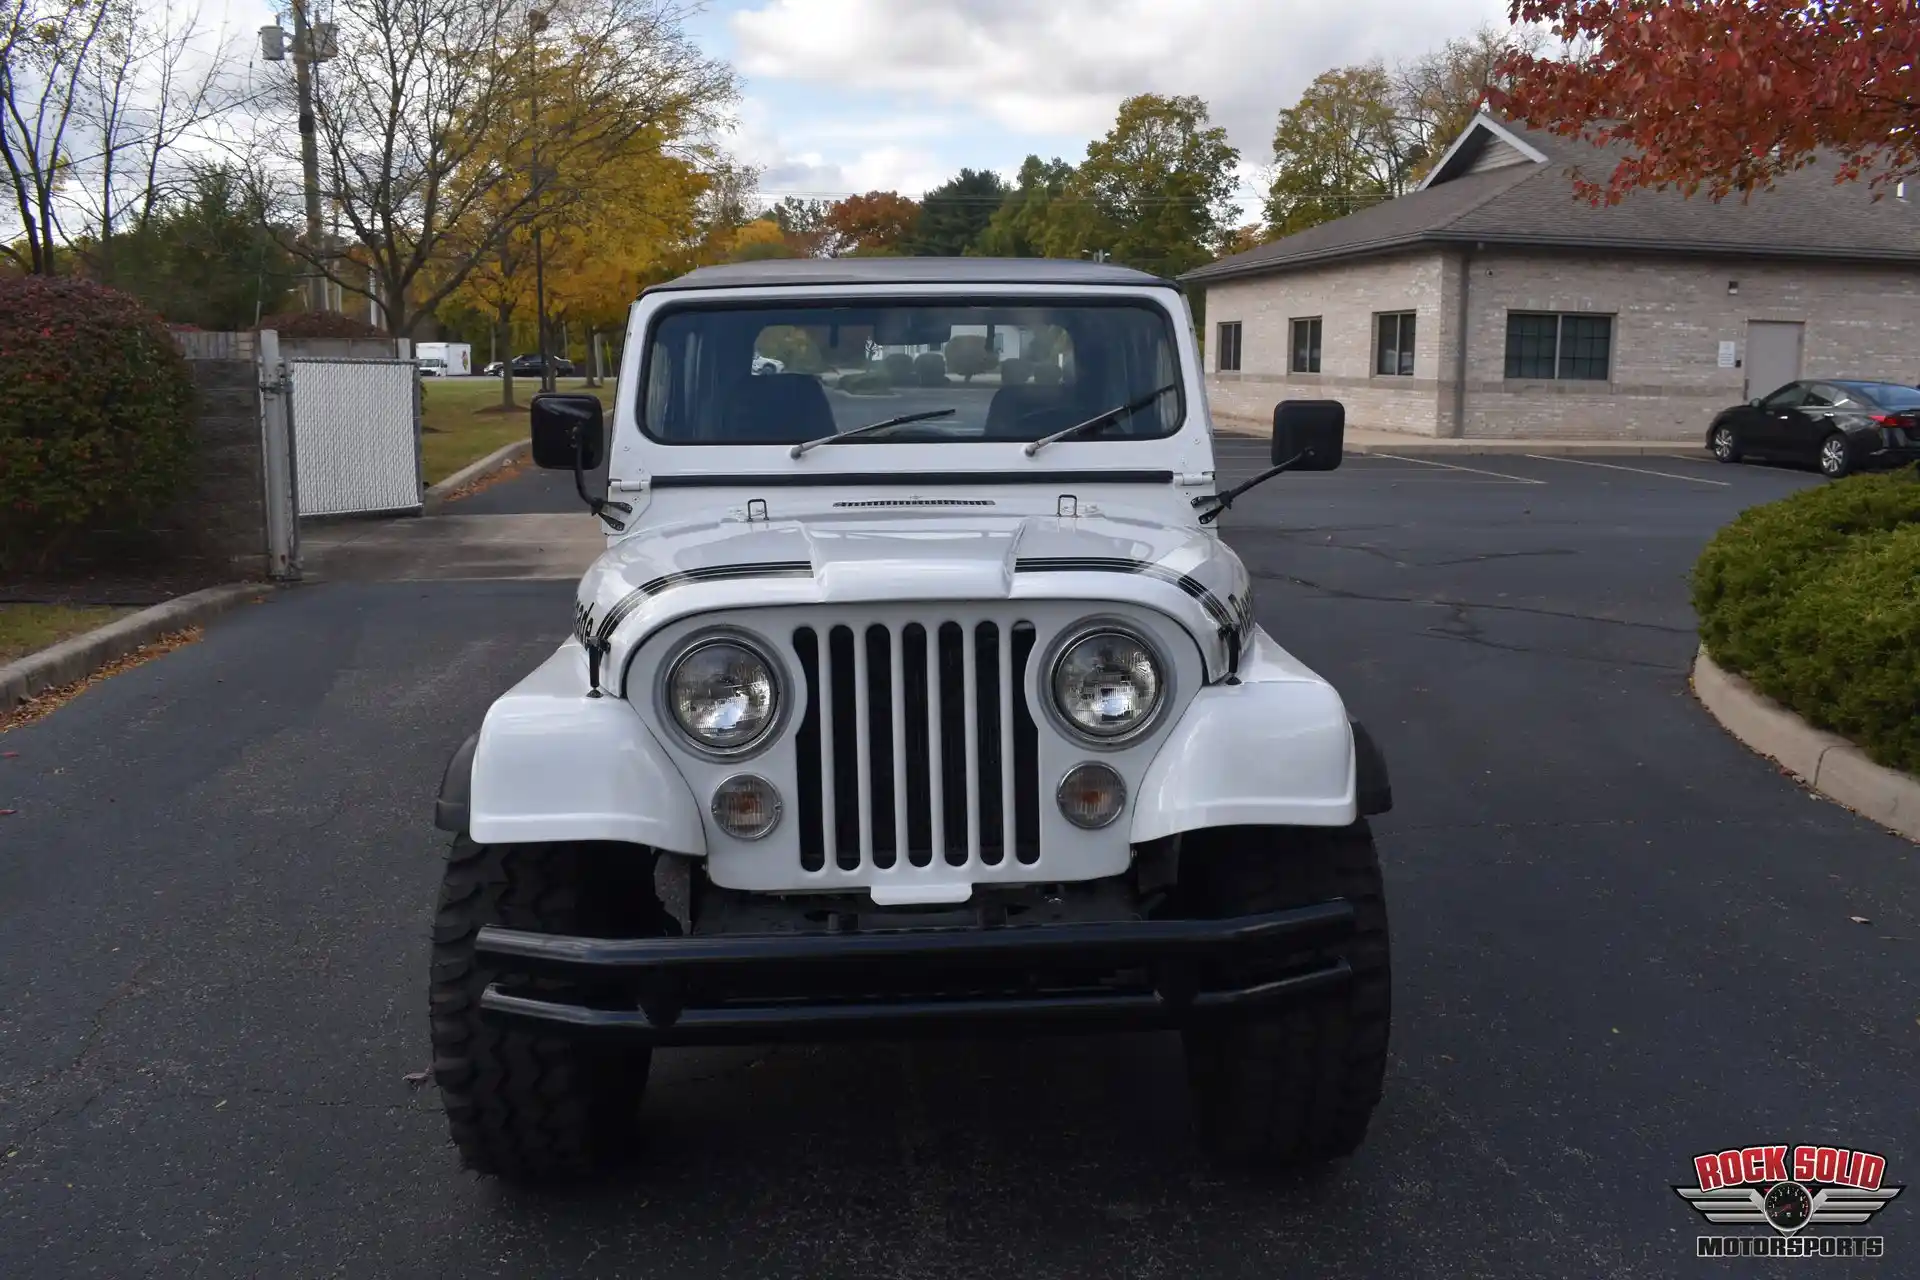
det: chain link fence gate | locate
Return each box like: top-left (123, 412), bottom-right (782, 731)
top-left (288, 358), bottom-right (424, 518)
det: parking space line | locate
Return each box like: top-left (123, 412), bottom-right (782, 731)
top-left (1370, 453), bottom-right (1547, 484)
top-left (1521, 455), bottom-right (1730, 486)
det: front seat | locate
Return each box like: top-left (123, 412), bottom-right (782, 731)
top-left (984, 385), bottom-right (1082, 439)
top-left (720, 374), bottom-right (837, 444)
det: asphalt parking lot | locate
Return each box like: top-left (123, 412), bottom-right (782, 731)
top-left (5, 443), bottom-right (1915, 1278)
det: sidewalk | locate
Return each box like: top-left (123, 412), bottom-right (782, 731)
top-left (301, 513), bottom-right (604, 582)
top-left (1212, 415), bottom-right (1704, 458)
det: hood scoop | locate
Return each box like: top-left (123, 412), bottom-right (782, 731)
top-left (804, 523), bottom-right (1022, 601)
top-left (832, 498), bottom-right (996, 509)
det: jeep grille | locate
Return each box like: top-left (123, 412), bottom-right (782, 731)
top-left (792, 621), bottom-right (1041, 873)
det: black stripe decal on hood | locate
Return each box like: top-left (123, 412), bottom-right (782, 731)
top-left (1015, 556), bottom-right (1234, 629)
top-left (576, 562), bottom-right (816, 688)
top-left (1014, 556), bottom-right (1255, 673)
top-left (590, 561), bottom-right (814, 647)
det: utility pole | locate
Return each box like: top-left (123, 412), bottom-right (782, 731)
top-left (264, 5), bottom-right (333, 313)
top-left (528, 9), bottom-right (552, 392)
top-left (292, 0), bottom-right (326, 312)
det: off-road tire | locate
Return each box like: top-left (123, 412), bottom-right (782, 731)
top-left (1179, 821), bottom-right (1391, 1168)
top-left (429, 837), bottom-right (657, 1181)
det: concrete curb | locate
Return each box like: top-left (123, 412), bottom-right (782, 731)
top-left (1353, 441), bottom-right (1700, 458)
top-left (1210, 417), bottom-right (1699, 457)
top-left (424, 439), bottom-right (530, 511)
top-left (1692, 646), bottom-right (1920, 842)
top-left (1, 583), bottom-right (271, 709)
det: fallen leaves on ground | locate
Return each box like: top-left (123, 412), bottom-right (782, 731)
top-left (0, 627), bottom-right (203, 733)
top-left (439, 455), bottom-right (530, 504)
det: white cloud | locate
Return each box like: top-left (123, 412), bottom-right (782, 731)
top-left (730, 0), bottom-right (1514, 160)
top-left (724, 96), bottom-right (960, 198)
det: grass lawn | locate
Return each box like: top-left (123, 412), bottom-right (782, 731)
top-left (0, 604), bottom-right (134, 665)
top-left (419, 377), bottom-right (616, 484)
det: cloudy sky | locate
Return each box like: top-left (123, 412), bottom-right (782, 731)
top-left (212, 0), bottom-right (1515, 211)
top-left (690, 0), bottom-right (1517, 211)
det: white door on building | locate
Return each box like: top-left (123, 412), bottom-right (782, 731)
top-left (1744, 321), bottom-right (1804, 402)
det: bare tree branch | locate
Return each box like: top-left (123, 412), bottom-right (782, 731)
top-left (264, 0), bottom-right (735, 334)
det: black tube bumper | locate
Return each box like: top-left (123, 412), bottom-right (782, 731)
top-left (475, 902), bottom-right (1355, 1045)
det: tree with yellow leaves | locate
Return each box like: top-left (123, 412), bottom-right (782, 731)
top-left (287, 0), bottom-right (736, 336)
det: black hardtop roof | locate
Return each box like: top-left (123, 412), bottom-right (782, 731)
top-left (643, 256), bottom-right (1176, 296)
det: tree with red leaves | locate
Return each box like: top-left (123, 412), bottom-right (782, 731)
top-left (1492, 1), bottom-right (1920, 203)
top-left (821, 191), bottom-right (922, 257)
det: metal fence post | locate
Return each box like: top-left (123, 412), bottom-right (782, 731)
top-left (257, 329), bottom-right (303, 580)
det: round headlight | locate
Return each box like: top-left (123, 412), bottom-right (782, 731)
top-left (1050, 628), bottom-right (1164, 742)
top-left (665, 639), bottom-right (779, 754)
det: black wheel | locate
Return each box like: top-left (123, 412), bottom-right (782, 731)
top-left (429, 836), bottom-right (659, 1181)
top-left (1178, 822), bottom-right (1391, 1168)
top-left (1818, 432), bottom-right (1853, 478)
top-left (1709, 423), bottom-right (1742, 463)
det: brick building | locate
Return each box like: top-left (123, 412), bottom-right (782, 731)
top-left (1183, 114), bottom-right (1920, 440)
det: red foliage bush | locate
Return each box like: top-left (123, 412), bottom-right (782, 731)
top-left (258, 309), bottom-right (386, 340)
top-left (0, 276), bottom-right (196, 565)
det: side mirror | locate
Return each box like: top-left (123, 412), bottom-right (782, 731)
top-left (531, 393), bottom-right (604, 470)
top-left (1273, 399), bottom-right (1344, 471)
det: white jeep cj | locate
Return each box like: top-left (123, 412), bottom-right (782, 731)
top-left (429, 258), bottom-right (1393, 1181)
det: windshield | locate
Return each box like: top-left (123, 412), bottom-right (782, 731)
top-left (639, 299), bottom-right (1184, 446)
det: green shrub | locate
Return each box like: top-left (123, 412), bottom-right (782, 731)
top-left (882, 352), bottom-right (915, 383)
top-left (756, 325), bottom-right (825, 373)
top-left (1692, 468), bottom-right (1920, 771)
top-left (942, 334), bottom-right (998, 382)
top-left (0, 276), bottom-right (196, 567)
top-left (913, 351), bottom-right (947, 387)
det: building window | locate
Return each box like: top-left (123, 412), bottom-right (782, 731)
top-left (1375, 312), bottom-right (1415, 376)
top-left (1290, 317), bottom-right (1322, 373)
top-left (1216, 321), bottom-right (1242, 372)
top-left (1504, 312), bottom-right (1613, 381)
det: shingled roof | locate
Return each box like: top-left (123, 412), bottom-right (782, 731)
top-left (1182, 114), bottom-right (1920, 284)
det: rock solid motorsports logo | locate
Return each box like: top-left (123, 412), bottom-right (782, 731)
top-left (1676, 1145), bottom-right (1903, 1259)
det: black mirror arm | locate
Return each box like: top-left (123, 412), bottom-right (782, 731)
top-left (1193, 449), bottom-right (1311, 525)
top-left (573, 423), bottom-right (631, 531)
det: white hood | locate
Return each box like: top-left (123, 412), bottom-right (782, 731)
top-left (573, 510), bottom-right (1255, 694)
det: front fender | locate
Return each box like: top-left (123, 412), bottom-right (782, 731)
top-left (1130, 633), bottom-right (1371, 841)
top-left (457, 641), bottom-right (706, 853)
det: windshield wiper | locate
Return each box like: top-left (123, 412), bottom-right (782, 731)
top-left (790, 408), bottom-right (957, 458)
top-left (1022, 383), bottom-right (1178, 457)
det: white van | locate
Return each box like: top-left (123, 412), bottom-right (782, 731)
top-left (415, 342), bottom-right (472, 376)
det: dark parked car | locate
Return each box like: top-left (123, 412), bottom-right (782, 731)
top-left (507, 353), bottom-right (575, 378)
top-left (1708, 379), bottom-right (1920, 478)
top-left (482, 355), bottom-right (575, 377)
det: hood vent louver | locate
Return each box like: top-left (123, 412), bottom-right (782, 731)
top-left (831, 498), bottom-right (996, 509)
